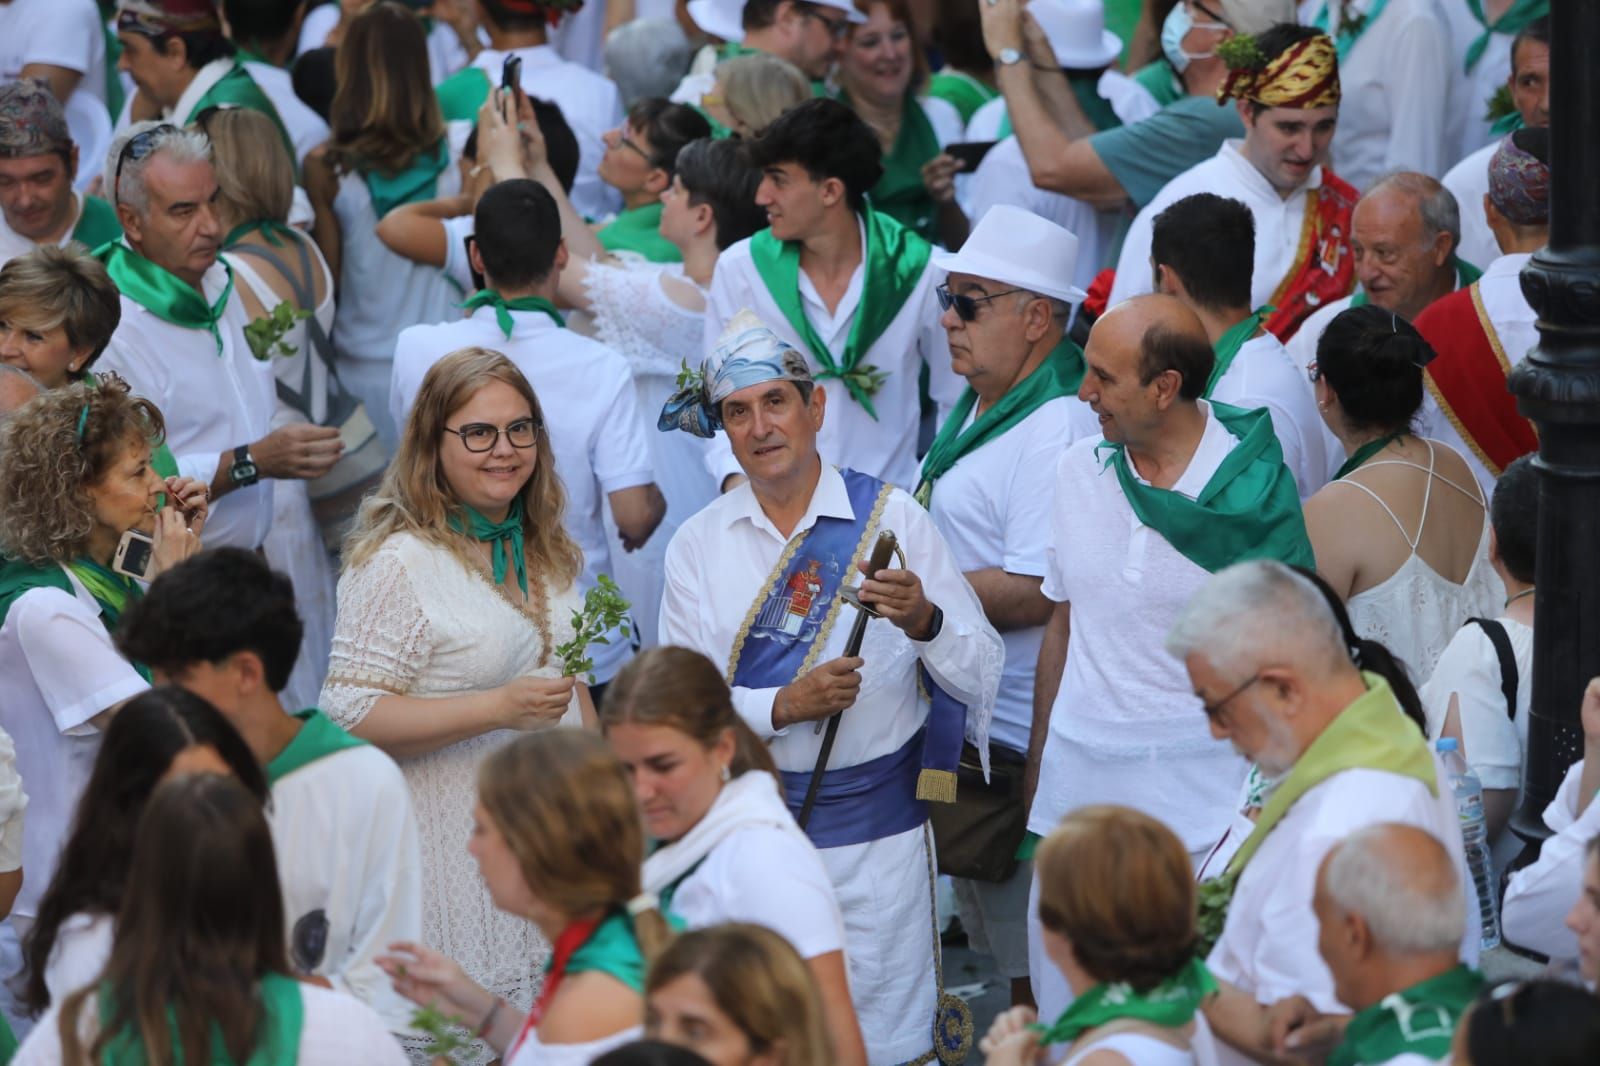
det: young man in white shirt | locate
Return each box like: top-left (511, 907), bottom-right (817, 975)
top-left (703, 98), bottom-right (961, 492)
top-left (219, 0), bottom-right (329, 164)
top-left (1150, 191), bottom-right (1330, 497)
top-left (918, 205), bottom-right (1097, 1009)
top-left (0, 83), bottom-right (122, 267)
top-left (117, 548), bottom-right (423, 1032)
top-left (390, 179), bottom-right (665, 696)
top-left (1111, 24), bottom-right (1353, 342)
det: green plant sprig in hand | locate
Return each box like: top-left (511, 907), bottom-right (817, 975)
top-left (244, 301), bottom-right (311, 361)
top-left (409, 1004), bottom-right (473, 1061)
top-left (555, 574), bottom-right (632, 682)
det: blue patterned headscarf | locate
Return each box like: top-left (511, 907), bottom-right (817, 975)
top-left (658, 309), bottom-right (813, 438)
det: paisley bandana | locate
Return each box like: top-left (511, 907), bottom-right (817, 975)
top-left (1487, 132), bottom-right (1549, 226)
top-left (1217, 33), bottom-right (1341, 109)
top-left (0, 80), bottom-right (71, 158)
top-left (115, 0), bottom-right (224, 36)
top-left (658, 309), bottom-right (814, 438)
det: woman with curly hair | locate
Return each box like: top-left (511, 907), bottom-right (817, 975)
top-left (322, 348), bottom-right (592, 1052)
top-left (0, 376), bottom-right (206, 1032)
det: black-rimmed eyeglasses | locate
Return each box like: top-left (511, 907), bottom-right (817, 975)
top-left (936, 283), bottom-right (1026, 323)
top-left (1200, 672), bottom-right (1264, 720)
top-left (444, 418), bottom-right (540, 452)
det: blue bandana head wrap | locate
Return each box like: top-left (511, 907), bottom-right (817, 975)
top-left (658, 309), bottom-right (813, 438)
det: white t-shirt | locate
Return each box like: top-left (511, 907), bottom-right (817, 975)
top-left (15, 980), bottom-right (409, 1064)
top-left (0, 574), bottom-right (146, 922)
top-left (1420, 616), bottom-right (1531, 794)
top-left (43, 911), bottom-right (111, 1006)
top-left (1441, 141), bottom-right (1499, 275)
top-left (0, 0), bottom-right (109, 187)
top-left (928, 395), bottom-right (1098, 753)
top-left (0, 728), bottom-right (25, 876)
top-left (391, 307), bottom-right (655, 683)
top-left (1211, 332), bottom-right (1330, 499)
top-left (1502, 758), bottom-right (1595, 964)
top-left (1031, 405), bottom-right (1249, 851)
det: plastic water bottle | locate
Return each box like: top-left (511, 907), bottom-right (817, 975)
top-left (1438, 738), bottom-right (1501, 951)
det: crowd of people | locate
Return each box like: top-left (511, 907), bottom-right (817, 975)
top-left (0, 0), bottom-right (1592, 1062)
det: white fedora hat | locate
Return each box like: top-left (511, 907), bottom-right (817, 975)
top-left (932, 204), bottom-right (1087, 303)
top-left (1030, 0), bottom-right (1121, 71)
top-left (687, 0), bottom-right (745, 42)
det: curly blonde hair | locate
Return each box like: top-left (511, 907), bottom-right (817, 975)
top-left (343, 347), bottom-right (582, 589)
top-left (0, 375), bottom-right (166, 565)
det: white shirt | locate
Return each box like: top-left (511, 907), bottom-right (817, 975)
top-left (929, 396), bottom-right (1097, 753)
top-left (299, 4), bottom-right (476, 86)
top-left (1212, 332), bottom-right (1330, 499)
top-left (1111, 142), bottom-right (1328, 312)
top-left (1415, 253), bottom-right (1537, 498)
top-left (98, 255), bottom-right (276, 549)
top-left (16, 980), bottom-right (409, 1065)
top-left (702, 225), bottom-right (962, 490)
top-left (1284, 293), bottom-right (1359, 481)
top-left (470, 45), bottom-right (624, 221)
top-left (1441, 141), bottom-right (1500, 276)
top-left (0, 729), bottom-right (24, 875)
top-left (0, 0), bottom-right (108, 187)
top-left (0, 572), bottom-right (146, 921)
top-left (1032, 404), bottom-right (1249, 851)
top-left (42, 911), bottom-right (111, 1006)
top-left (1442, 3), bottom-right (1513, 159)
top-left (391, 307), bottom-right (656, 683)
top-left (242, 60), bottom-right (330, 164)
top-left (1308, 0), bottom-right (1457, 191)
top-left (1502, 758), bottom-right (1594, 964)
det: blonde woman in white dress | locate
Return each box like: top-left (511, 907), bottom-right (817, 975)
top-left (322, 348), bottom-right (594, 1060)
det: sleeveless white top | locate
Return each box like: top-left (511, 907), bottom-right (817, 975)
top-left (1062, 1031), bottom-right (1198, 1065)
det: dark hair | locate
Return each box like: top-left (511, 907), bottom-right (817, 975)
top-left (116, 548), bottom-right (304, 693)
top-left (222, 0), bottom-right (306, 46)
top-left (478, 0), bottom-right (551, 31)
top-left (1292, 566), bottom-right (1427, 733)
top-left (1150, 194), bottom-right (1256, 312)
top-left (675, 138), bottom-right (766, 250)
top-left (472, 179), bottom-right (562, 289)
top-left (1315, 304), bottom-right (1433, 434)
top-left (328, 2), bottom-right (445, 178)
top-left (1245, 23), bottom-right (1325, 118)
top-left (149, 29), bottom-right (237, 71)
top-left (24, 688), bottom-right (268, 1015)
top-left (747, 98), bottom-right (883, 213)
top-left (531, 98), bottom-right (581, 193)
top-left (1511, 16), bottom-right (1549, 69)
top-left (627, 99), bottom-right (712, 176)
top-left (1491, 455), bottom-right (1537, 585)
top-left (1137, 323), bottom-right (1214, 401)
top-left (931, 0), bottom-right (991, 75)
top-left (58, 774), bottom-right (288, 1063)
top-left (291, 46), bottom-right (337, 123)
top-left (742, 0), bottom-right (786, 31)
top-left (1462, 980), bottom-right (1600, 1066)
top-left (594, 1042), bottom-right (714, 1066)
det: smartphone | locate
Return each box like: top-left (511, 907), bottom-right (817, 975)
top-left (112, 529), bottom-right (155, 581)
top-left (946, 141), bottom-right (998, 169)
top-left (501, 54), bottom-right (522, 95)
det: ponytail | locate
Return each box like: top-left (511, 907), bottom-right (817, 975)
top-left (1292, 566), bottom-right (1428, 733)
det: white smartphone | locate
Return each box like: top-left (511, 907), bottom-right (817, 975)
top-left (111, 529), bottom-right (155, 581)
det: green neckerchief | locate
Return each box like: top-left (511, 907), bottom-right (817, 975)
top-left (99, 242), bottom-right (236, 357)
top-left (234, 45), bottom-right (277, 68)
top-left (1312, 0), bottom-right (1392, 59)
top-left (1489, 108), bottom-right (1524, 137)
top-left (436, 65), bottom-right (492, 122)
top-left (845, 92), bottom-right (942, 243)
top-left (460, 289), bottom-right (566, 339)
top-left (363, 139), bottom-right (450, 220)
top-left (1329, 966), bottom-right (1484, 1066)
top-left (448, 498), bottom-right (528, 596)
top-left (266, 709), bottom-right (368, 785)
top-left (998, 76), bottom-right (1120, 139)
top-left (1097, 402), bottom-right (1315, 574)
top-left (73, 195), bottom-right (123, 250)
top-left (184, 62), bottom-right (296, 164)
top-left (1205, 307), bottom-right (1271, 397)
top-left (1030, 957), bottom-right (1217, 1046)
top-left (223, 218), bottom-right (298, 250)
top-left (597, 202), bottom-right (681, 263)
top-left (1334, 432), bottom-right (1403, 481)
top-left (1133, 60), bottom-right (1184, 107)
top-left (1351, 255), bottom-right (1482, 308)
top-left (748, 207), bottom-right (930, 419)
top-left (102, 24), bottom-right (126, 119)
top-left (915, 336), bottom-right (1085, 507)
top-left (562, 909), bottom-right (650, 994)
top-left (0, 557), bottom-right (151, 681)
top-left (927, 69), bottom-right (998, 125)
top-left (1463, 0), bottom-right (1548, 72)
top-left (97, 972), bottom-right (303, 1066)
top-left (0, 1010), bottom-right (14, 1062)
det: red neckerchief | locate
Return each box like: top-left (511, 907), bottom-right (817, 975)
top-left (507, 914), bottom-right (605, 1059)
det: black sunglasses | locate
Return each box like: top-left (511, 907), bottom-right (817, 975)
top-left (936, 283), bottom-right (1027, 323)
top-left (113, 123), bottom-right (181, 206)
top-left (800, 4), bottom-right (850, 39)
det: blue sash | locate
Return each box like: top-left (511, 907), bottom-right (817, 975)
top-left (727, 468), bottom-right (968, 848)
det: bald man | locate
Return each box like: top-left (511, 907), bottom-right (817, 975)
top-left (0, 366), bottom-right (41, 417)
top-left (1026, 294), bottom-right (1312, 1017)
top-left (1268, 823), bottom-right (1484, 1065)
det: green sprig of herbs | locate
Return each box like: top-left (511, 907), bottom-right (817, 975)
top-left (243, 301), bottom-right (310, 361)
top-left (555, 574), bottom-right (632, 681)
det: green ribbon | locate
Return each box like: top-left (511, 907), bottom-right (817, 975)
top-left (98, 243), bottom-right (235, 357)
top-left (1311, 0), bottom-right (1391, 59)
top-left (448, 498), bottom-right (528, 596)
top-left (362, 139), bottom-right (450, 220)
top-left (1462, 0), bottom-right (1549, 73)
top-left (223, 218), bottom-right (297, 249)
top-left (1350, 256), bottom-right (1482, 309)
top-left (460, 290), bottom-right (566, 339)
top-left (597, 202), bottom-right (681, 263)
top-left (915, 336), bottom-right (1085, 508)
top-left (1205, 307), bottom-right (1271, 397)
top-left (1328, 965), bottom-right (1484, 1066)
top-left (846, 93), bottom-right (942, 243)
top-left (97, 972), bottom-right (303, 1065)
top-left (749, 207), bottom-right (930, 420)
top-left (1333, 432), bottom-right (1403, 481)
top-left (1097, 402), bottom-right (1315, 574)
top-left (1030, 957), bottom-right (1217, 1046)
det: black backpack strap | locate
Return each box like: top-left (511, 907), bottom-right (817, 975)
top-left (1466, 617), bottom-right (1519, 722)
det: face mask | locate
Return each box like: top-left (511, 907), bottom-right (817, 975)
top-left (1161, 3), bottom-right (1228, 73)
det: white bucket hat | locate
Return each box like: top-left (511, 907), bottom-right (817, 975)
top-left (932, 204), bottom-right (1087, 303)
top-left (1030, 0), bottom-right (1122, 71)
top-left (688, 0), bottom-right (865, 42)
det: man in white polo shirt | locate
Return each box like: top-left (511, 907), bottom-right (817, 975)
top-left (918, 204), bottom-right (1097, 1009)
top-left (391, 179), bottom-right (665, 697)
top-left (670, 0), bottom-right (864, 104)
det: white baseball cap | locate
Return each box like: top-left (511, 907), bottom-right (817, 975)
top-left (1030, 0), bottom-right (1121, 71)
top-left (688, 0), bottom-right (866, 43)
top-left (932, 204), bottom-right (1087, 303)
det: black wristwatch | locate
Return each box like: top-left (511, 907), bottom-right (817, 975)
top-left (229, 444), bottom-right (259, 487)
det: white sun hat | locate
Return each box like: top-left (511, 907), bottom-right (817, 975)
top-left (1030, 0), bottom-right (1122, 71)
top-left (688, 0), bottom-right (866, 42)
top-left (931, 204), bottom-right (1088, 303)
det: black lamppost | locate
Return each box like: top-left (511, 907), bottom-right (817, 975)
top-left (1508, 0), bottom-right (1600, 844)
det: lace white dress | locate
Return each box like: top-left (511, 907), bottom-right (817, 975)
top-left (1340, 441), bottom-right (1504, 684)
top-left (321, 532), bottom-right (582, 1064)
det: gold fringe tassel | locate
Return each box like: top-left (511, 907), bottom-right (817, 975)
top-left (916, 768), bottom-right (958, 804)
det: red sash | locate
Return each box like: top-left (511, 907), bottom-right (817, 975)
top-left (1414, 284), bottom-right (1538, 476)
top-left (1264, 171), bottom-right (1358, 343)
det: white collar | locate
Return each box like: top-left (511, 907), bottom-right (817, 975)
top-left (166, 58), bottom-right (237, 125)
top-left (475, 44), bottom-right (562, 72)
top-left (641, 771), bottom-right (802, 893)
top-left (465, 303), bottom-right (564, 337)
top-left (1481, 252), bottom-right (1533, 281)
top-left (1129, 401), bottom-right (1235, 500)
top-left (0, 189), bottom-right (84, 253)
top-left (1217, 140), bottom-right (1323, 202)
top-left (724, 463), bottom-right (855, 541)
